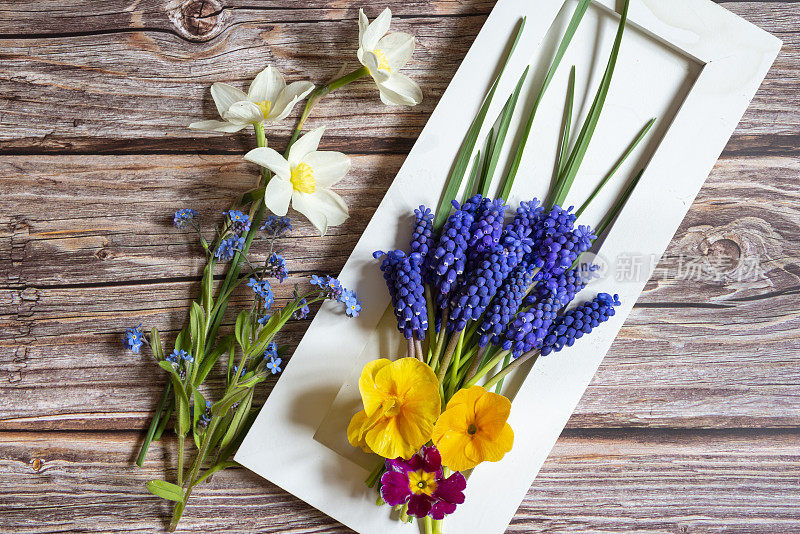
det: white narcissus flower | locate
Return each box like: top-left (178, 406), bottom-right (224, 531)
top-left (190, 66), bottom-right (314, 132)
top-left (357, 8), bottom-right (423, 107)
top-left (244, 127), bottom-right (350, 236)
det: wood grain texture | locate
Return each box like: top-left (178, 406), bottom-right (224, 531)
top-left (1, 0), bottom-right (798, 532)
top-left (2, 429), bottom-right (799, 533)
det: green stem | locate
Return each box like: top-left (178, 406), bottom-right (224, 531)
top-left (465, 350), bottom-right (510, 387)
top-left (433, 517), bottom-right (443, 534)
top-left (177, 434), bottom-right (185, 486)
top-left (135, 383), bottom-right (171, 467)
top-left (288, 66), bottom-right (369, 147)
top-left (484, 350), bottom-right (539, 390)
top-left (436, 332), bottom-right (461, 382)
top-left (424, 516), bottom-right (434, 534)
top-left (494, 353), bottom-right (511, 393)
top-left (365, 459), bottom-right (385, 488)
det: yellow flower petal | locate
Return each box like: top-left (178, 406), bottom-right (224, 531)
top-left (432, 386), bottom-right (515, 470)
top-left (352, 358), bottom-right (441, 459)
top-left (359, 359), bottom-right (392, 415)
top-left (346, 410), bottom-right (373, 454)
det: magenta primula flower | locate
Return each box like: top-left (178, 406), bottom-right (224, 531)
top-left (380, 445), bottom-right (467, 519)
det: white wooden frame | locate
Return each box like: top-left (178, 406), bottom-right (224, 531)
top-left (236, 1), bottom-right (780, 533)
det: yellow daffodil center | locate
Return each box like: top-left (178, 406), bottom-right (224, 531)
top-left (407, 470), bottom-right (437, 497)
top-left (373, 49), bottom-right (392, 73)
top-left (290, 162), bottom-right (316, 194)
top-left (255, 100), bottom-right (272, 119)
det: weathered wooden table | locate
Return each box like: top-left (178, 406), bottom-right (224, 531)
top-left (1, 1), bottom-right (798, 532)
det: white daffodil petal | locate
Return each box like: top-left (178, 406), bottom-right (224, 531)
top-left (188, 120), bottom-right (247, 133)
top-left (264, 177), bottom-right (294, 217)
top-left (248, 66), bottom-right (286, 104)
top-left (288, 127), bottom-right (325, 167)
top-left (210, 83), bottom-right (248, 116)
top-left (358, 9), bottom-right (369, 48)
top-left (363, 8), bottom-right (392, 51)
top-left (269, 81), bottom-right (315, 121)
top-left (243, 147), bottom-right (291, 180)
top-left (378, 73), bottom-right (423, 106)
top-left (377, 32), bottom-right (415, 71)
top-left (364, 52), bottom-right (391, 84)
top-left (294, 189), bottom-right (349, 232)
top-left (222, 101), bottom-right (264, 125)
top-left (302, 151), bottom-right (351, 188)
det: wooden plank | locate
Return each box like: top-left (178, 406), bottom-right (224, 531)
top-left (0, 429), bottom-right (798, 533)
top-left (0, 2), bottom-right (796, 154)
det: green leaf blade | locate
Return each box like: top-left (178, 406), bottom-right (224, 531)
top-left (146, 479), bottom-right (184, 503)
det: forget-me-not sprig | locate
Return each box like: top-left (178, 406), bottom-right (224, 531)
top-left (214, 235), bottom-right (245, 261)
top-left (540, 293), bottom-right (621, 356)
top-left (292, 298), bottom-right (310, 319)
top-left (262, 341), bottom-right (278, 360)
top-left (198, 400), bottom-right (212, 427)
top-left (266, 356), bottom-right (282, 375)
top-left (166, 349), bottom-right (194, 366)
top-left (173, 209), bottom-right (199, 229)
top-left (410, 206), bottom-right (434, 262)
top-left (267, 253), bottom-right (288, 283)
top-left (477, 264), bottom-right (535, 347)
top-left (123, 324), bottom-right (145, 353)
top-left (468, 196), bottom-right (507, 253)
top-left (260, 215), bottom-right (292, 236)
top-left (309, 275), bottom-right (360, 317)
top-left (257, 314), bottom-right (271, 326)
top-left (427, 200), bottom-right (474, 308)
top-left (226, 209), bottom-right (252, 234)
top-left (247, 278), bottom-right (275, 308)
top-left (374, 250), bottom-right (428, 339)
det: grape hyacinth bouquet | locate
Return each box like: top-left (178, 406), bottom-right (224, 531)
top-left (346, 2), bottom-right (651, 533)
top-left (120, 6), bottom-right (425, 531)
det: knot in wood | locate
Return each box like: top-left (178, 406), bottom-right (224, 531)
top-left (704, 237), bottom-right (742, 275)
top-left (174, 0), bottom-right (225, 41)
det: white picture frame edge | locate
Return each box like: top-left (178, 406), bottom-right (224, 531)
top-left (235, 1), bottom-right (781, 533)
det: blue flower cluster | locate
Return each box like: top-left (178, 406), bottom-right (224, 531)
top-left (292, 297), bottom-right (310, 320)
top-left (198, 400), bottom-right (212, 427)
top-left (267, 253), bottom-right (288, 283)
top-left (540, 293), bottom-right (621, 356)
top-left (477, 264), bottom-right (534, 347)
top-left (226, 210), bottom-right (252, 234)
top-left (166, 349), bottom-right (194, 366)
top-left (428, 201), bottom-right (474, 307)
top-left (247, 278), bottom-right (274, 308)
top-left (468, 196), bottom-right (507, 253)
top-left (309, 275), bottom-right (361, 318)
top-left (410, 206), bottom-right (434, 260)
top-left (527, 206), bottom-right (595, 276)
top-left (374, 250), bottom-right (428, 339)
top-left (123, 325), bottom-right (145, 353)
top-left (214, 235), bottom-right (245, 261)
top-left (260, 215), bottom-right (292, 236)
top-left (263, 343), bottom-right (282, 375)
top-left (173, 209), bottom-right (198, 229)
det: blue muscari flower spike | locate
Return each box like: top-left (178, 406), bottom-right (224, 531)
top-left (260, 215), bottom-right (292, 236)
top-left (448, 221), bottom-right (532, 333)
top-left (214, 235), bottom-right (245, 261)
top-left (247, 278), bottom-right (275, 308)
top-left (123, 324), bottom-right (145, 353)
top-left (266, 356), bottom-right (282, 375)
top-left (173, 208), bottom-right (198, 229)
top-left (527, 267), bottom-right (587, 309)
top-left (468, 196), bottom-right (507, 253)
top-left (410, 206), bottom-right (434, 261)
top-left (504, 293), bottom-right (560, 357)
top-left (226, 209), bottom-right (252, 233)
top-left (427, 200), bottom-right (474, 308)
top-left (477, 264), bottom-right (535, 347)
top-left (267, 253), bottom-right (288, 283)
top-left (540, 293), bottom-right (621, 356)
top-left (374, 249), bottom-right (428, 339)
top-left (527, 205), bottom-right (596, 277)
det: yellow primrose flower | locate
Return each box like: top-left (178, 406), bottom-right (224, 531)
top-left (347, 358), bottom-right (440, 460)
top-left (432, 386), bottom-right (514, 471)
top-left (357, 8), bottom-right (422, 107)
